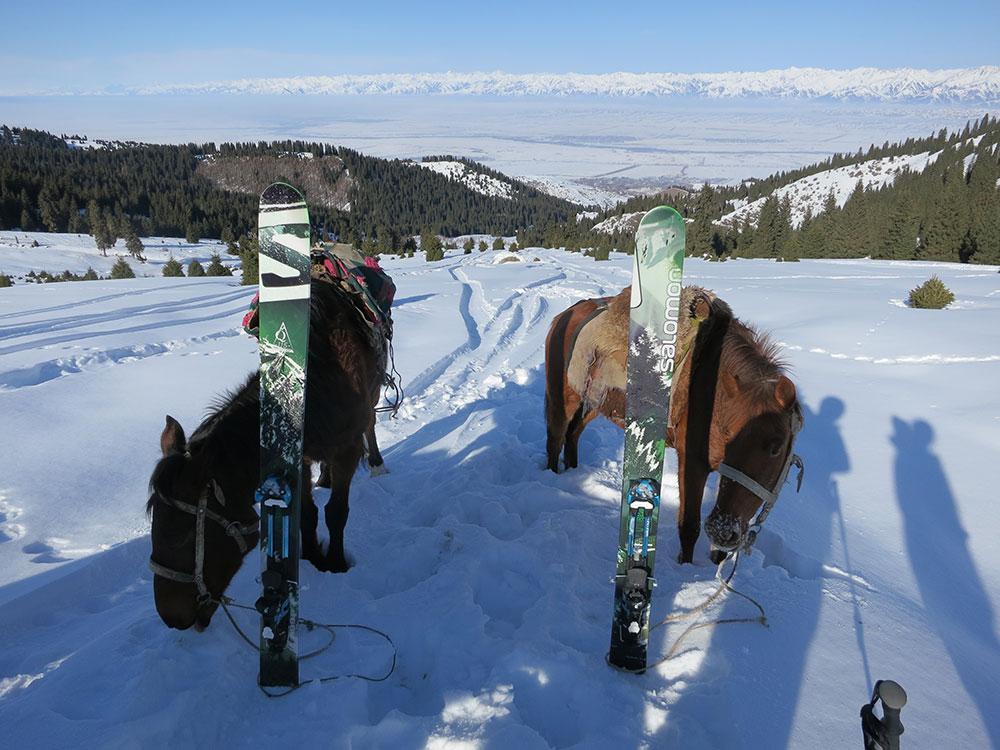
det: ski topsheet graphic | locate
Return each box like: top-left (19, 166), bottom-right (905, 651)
top-left (256, 182), bottom-right (311, 687)
top-left (608, 206), bottom-right (685, 673)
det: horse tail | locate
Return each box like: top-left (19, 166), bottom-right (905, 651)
top-left (544, 303), bottom-right (578, 429)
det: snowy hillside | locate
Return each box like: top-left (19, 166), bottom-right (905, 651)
top-left (720, 150), bottom-right (944, 229)
top-left (126, 67), bottom-right (1000, 102)
top-left (519, 177), bottom-right (624, 210)
top-left (417, 160), bottom-right (515, 200)
top-left (0, 232), bottom-right (239, 282)
top-left (1, 234), bottom-right (999, 748)
top-left (593, 211), bottom-right (647, 235)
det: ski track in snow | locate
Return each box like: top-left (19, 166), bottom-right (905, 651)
top-left (0, 247), bottom-right (998, 748)
top-left (0, 284), bottom-right (255, 390)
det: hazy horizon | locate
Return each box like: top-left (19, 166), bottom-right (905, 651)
top-left (3, 94), bottom-right (996, 189)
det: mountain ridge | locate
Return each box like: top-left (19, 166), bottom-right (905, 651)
top-left (110, 67), bottom-right (1000, 101)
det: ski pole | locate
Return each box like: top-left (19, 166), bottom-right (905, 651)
top-left (861, 679), bottom-right (907, 750)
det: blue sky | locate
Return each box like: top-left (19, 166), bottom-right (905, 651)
top-left (2, 0), bottom-right (998, 93)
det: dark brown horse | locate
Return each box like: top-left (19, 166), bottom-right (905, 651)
top-left (545, 284), bottom-right (803, 564)
top-left (147, 272), bottom-right (388, 631)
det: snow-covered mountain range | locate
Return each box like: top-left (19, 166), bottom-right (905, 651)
top-left (126, 67), bottom-right (1000, 101)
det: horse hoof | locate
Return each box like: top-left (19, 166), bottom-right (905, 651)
top-left (310, 556), bottom-right (351, 574)
top-left (370, 463), bottom-right (389, 478)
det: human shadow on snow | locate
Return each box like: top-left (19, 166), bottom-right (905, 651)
top-left (649, 393), bottom-right (853, 748)
top-left (892, 416), bottom-right (1000, 747)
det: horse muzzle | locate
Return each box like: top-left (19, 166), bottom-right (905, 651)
top-left (705, 511), bottom-right (748, 552)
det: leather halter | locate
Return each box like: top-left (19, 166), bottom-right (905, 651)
top-left (148, 479), bottom-right (258, 604)
top-left (716, 406), bottom-right (805, 553)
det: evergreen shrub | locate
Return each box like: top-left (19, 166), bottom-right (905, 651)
top-left (908, 275), bottom-right (955, 309)
top-left (110, 257), bottom-right (135, 279)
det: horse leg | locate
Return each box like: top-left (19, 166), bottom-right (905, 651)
top-left (300, 461), bottom-right (324, 569)
top-left (316, 442), bottom-right (364, 573)
top-left (365, 423), bottom-right (388, 477)
top-left (676, 453), bottom-right (711, 564)
top-left (545, 392), bottom-right (569, 473)
top-left (564, 405), bottom-right (596, 470)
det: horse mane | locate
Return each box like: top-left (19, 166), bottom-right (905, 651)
top-left (721, 318), bottom-right (789, 400)
top-left (146, 373), bottom-right (258, 517)
top-left (192, 373), bottom-right (259, 445)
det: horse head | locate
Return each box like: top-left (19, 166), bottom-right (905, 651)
top-left (147, 415), bottom-right (259, 630)
top-left (705, 372), bottom-right (804, 557)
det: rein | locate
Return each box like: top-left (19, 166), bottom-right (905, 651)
top-left (716, 406), bottom-right (805, 553)
top-left (147, 479), bottom-right (258, 604)
top-left (148, 479), bottom-right (396, 697)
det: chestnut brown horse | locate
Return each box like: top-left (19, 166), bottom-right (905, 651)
top-left (545, 284), bottom-right (803, 564)
top-left (146, 272), bottom-right (388, 631)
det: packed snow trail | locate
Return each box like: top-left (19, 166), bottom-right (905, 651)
top-left (1, 239), bottom-right (999, 748)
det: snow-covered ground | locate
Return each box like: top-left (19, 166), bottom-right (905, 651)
top-left (1, 234), bottom-right (998, 748)
top-left (0, 231), bottom-right (240, 283)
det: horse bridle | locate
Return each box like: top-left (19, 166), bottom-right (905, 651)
top-left (716, 406), bottom-right (805, 553)
top-left (148, 479), bottom-right (258, 604)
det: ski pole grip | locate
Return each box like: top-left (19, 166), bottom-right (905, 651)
top-left (877, 680), bottom-right (907, 739)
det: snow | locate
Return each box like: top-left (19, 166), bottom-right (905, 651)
top-left (417, 160), bottom-right (515, 200)
top-left (0, 231), bottom-right (240, 282)
top-left (593, 212), bottom-right (646, 235)
top-left (720, 150), bottom-right (944, 229)
top-left (1, 234), bottom-right (999, 748)
top-left (520, 177), bottom-right (626, 210)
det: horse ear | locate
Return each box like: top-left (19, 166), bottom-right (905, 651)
top-left (775, 375), bottom-right (797, 409)
top-left (161, 415), bottom-right (186, 456)
top-left (721, 371), bottom-right (740, 399)
top-left (691, 293), bottom-right (712, 322)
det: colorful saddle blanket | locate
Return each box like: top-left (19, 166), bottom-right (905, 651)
top-left (243, 249), bottom-right (395, 338)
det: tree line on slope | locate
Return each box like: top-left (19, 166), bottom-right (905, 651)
top-left (551, 114), bottom-right (1000, 264)
top-left (0, 127), bottom-right (578, 249)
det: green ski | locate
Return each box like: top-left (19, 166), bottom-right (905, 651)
top-left (255, 182), bottom-right (311, 687)
top-left (608, 206), bottom-right (685, 673)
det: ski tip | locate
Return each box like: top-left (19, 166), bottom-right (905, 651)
top-left (639, 205), bottom-right (683, 227)
top-left (260, 182), bottom-right (306, 207)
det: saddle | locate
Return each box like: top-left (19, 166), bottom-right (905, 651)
top-left (242, 245), bottom-right (396, 340)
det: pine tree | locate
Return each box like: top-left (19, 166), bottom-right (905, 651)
top-left (420, 227), bottom-right (442, 256)
top-left (125, 228), bottom-right (145, 261)
top-left (376, 225), bottom-right (396, 256)
top-left (92, 212), bottom-right (115, 256)
top-left (240, 236), bottom-right (259, 286)
top-left (918, 166), bottom-right (968, 262)
top-left (689, 185), bottom-right (717, 257)
top-left (110, 257), bottom-right (135, 279)
top-left (162, 256), bottom-right (185, 277)
top-left (966, 148), bottom-right (1000, 264)
top-left (748, 196), bottom-right (787, 258)
top-left (221, 227), bottom-right (237, 255)
top-left (492, 236), bottom-right (505, 251)
top-left (206, 253), bottom-right (232, 276)
top-left (361, 235), bottom-right (376, 258)
top-left (877, 196), bottom-right (919, 260)
top-left (187, 259), bottom-right (206, 277)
